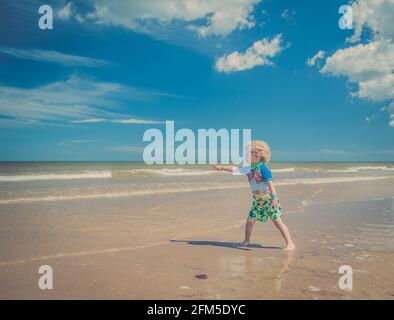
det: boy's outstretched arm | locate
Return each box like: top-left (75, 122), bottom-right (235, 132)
top-left (267, 180), bottom-right (280, 208)
top-left (211, 164), bottom-right (237, 173)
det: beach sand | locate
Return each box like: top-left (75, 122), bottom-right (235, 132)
top-left (0, 179), bottom-right (393, 299)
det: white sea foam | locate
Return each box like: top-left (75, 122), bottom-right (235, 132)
top-left (327, 169), bottom-right (359, 173)
top-left (0, 168), bottom-right (219, 182)
top-left (0, 183), bottom-right (246, 204)
top-left (271, 167), bottom-right (296, 173)
top-left (113, 168), bottom-right (215, 177)
top-left (0, 171), bottom-right (112, 182)
top-left (347, 166), bottom-right (394, 171)
top-left (275, 176), bottom-right (394, 186)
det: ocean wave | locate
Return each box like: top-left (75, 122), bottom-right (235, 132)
top-left (271, 168), bottom-right (296, 173)
top-left (347, 166), bottom-right (394, 171)
top-left (327, 169), bottom-right (359, 173)
top-left (0, 168), bottom-right (219, 182)
top-left (276, 176), bottom-right (393, 186)
top-left (1, 165), bottom-right (393, 183)
top-left (0, 171), bottom-right (112, 182)
top-left (0, 175), bottom-right (392, 204)
top-left (112, 168), bottom-right (215, 177)
top-left (0, 184), bottom-right (246, 204)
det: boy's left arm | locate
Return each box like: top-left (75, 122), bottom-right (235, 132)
top-left (267, 180), bottom-right (280, 209)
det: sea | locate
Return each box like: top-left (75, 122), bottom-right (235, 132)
top-left (0, 162), bottom-right (393, 205)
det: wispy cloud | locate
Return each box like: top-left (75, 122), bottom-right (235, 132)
top-left (57, 2), bottom-right (73, 20)
top-left (111, 119), bottom-right (163, 124)
top-left (69, 118), bottom-right (106, 124)
top-left (281, 8), bottom-right (296, 22)
top-left (71, 118), bottom-right (163, 124)
top-left (0, 47), bottom-right (112, 68)
top-left (82, 0), bottom-right (261, 38)
top-left (58, 140), bottom-right (93, 147)
top-left (49, 0), bottom-right (266, 58)
top-left (0, 76), bottom-right (166, 127)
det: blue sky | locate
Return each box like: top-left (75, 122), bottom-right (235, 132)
top-left (0, 0), bottom-right (393, 161)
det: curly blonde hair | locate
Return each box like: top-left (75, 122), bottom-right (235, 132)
top-left (248, 140), bottom-right (271, 164)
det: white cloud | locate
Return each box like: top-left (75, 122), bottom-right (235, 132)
top-left (306, 50), bottom-right (325, 66)
top-left (58, 2), bottom-right (73, 20)
top-left (347, 0), bottom-right (394, 43)
top-left (0, 47), bottom-right (111, 68)
top-left (215, 34), bottom-right (285, 73)
top-left (0, 76), bottom-right (164, 126)
top-left (314, 0), bottom-right (394, 127)
top-left (321, 41), bottom-right (394, 85)
top-left (84, 0), bottom-right (261, 37)
top-left (321, 40), bottom-right (394, 102)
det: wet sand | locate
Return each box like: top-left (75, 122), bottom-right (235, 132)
top-left (0, 179), bottom-right (393, 299)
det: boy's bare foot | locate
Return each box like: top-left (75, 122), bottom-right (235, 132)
top-left (284, 243), bottom-right (296, 251)
top-left (240, 241), bottom-right (249, 247)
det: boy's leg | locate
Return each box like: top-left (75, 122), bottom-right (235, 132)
top-left (272, 218), bottom-right (296, 251)
top-left (240, 218), bottom-right (256, 247)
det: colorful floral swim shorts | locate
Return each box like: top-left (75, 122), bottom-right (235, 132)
top-left (248, 195), bottom-right (282, 223)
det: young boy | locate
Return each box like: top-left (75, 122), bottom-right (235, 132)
top-left (212, 140), bottom-right (295, 251)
